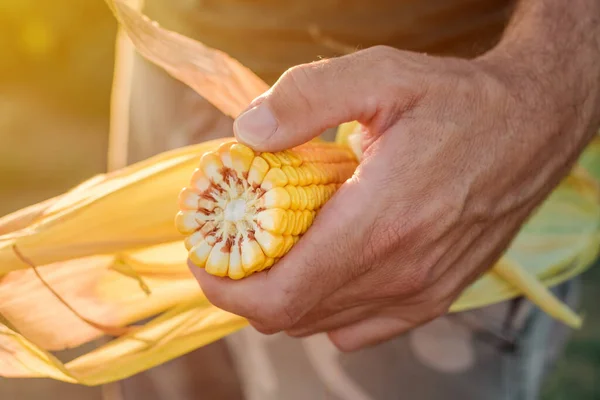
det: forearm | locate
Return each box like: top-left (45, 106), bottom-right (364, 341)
top-left (481, 0), bottom-right (600, 150)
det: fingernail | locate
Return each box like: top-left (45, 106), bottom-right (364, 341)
top-left (234, 104), bottom-right (278, 147)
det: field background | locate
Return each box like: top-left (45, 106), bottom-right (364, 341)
top-left (0, 1), bottom-right (598, 399)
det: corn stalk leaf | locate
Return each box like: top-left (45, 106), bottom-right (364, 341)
top-left (0, 242), bottom-right (201, 351)
top-left (0, 297), bottom-right (247, 385)
top-left (0, 139), bottom-right (231, 275)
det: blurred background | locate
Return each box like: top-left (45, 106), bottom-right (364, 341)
top-left (0, 1), bottom-right (599, 399)
top-left (0, 1), bottom-right (113, 216)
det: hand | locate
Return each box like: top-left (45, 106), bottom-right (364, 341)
top-left (190, 42), bottom-right (598, 351)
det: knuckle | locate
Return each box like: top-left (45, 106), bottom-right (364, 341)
top-left (365, 45), bottom-right (399, 62)
top-left (419, 199), bottom-right (463, 239)
top-left (424, 189), bottom-right (490, 237)
top-left (369, 217), bottom-right (403, 256)
top-left (364, 46), bottom-right (405, 84)
top-left (396, 265), bottom-right (431, 297)
top-left (437, 192), bottom-right (469, 222)
top-left (277, 64), bottom-right (315, 105)
top-left (268, 63), bottom-right (325, 126)
top-left (362, 46), bottom-right (428, 120)
top-left (364, 226), bottom-right (432, 298)
top-left (370, 215), bottom-right (421, 260)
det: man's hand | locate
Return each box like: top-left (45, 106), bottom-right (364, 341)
top-left (190, 0), bottom-right (600, 351)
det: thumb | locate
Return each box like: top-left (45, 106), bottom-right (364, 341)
top-left (233, 46), bottom-right (398, 152)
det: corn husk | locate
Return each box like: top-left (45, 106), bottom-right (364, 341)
top-left (0, 0), bottom-right (598, 385)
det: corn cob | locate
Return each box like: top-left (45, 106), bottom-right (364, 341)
top-left (175, 141), bottom-right (358, 279)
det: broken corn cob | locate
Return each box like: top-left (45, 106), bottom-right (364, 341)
top-left (175, 141), bottom-right (358, 279)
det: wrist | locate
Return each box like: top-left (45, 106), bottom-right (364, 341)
top-left (475, 41), bottom-right (600, 150)
top-left (474, 0), bottom-right (600, 150)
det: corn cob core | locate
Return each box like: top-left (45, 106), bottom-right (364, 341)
top-left (175, 141), bottom-right (358, 279)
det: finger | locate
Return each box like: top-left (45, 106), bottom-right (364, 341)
top-left (233, 46), bottom-right (420, 151)
top-left (322, 210), bottom-right (523, 353)
top-left (327, 315), bottom-right (414, 352)
top-left (191, 261), bottom-right (303, 335)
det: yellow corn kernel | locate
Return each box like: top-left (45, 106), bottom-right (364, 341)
top-left (283, 150), bottom-right (302, 166)
top-left (189, 240), bottom-right (213, 267)
top-left (230, 143), bottom-right (255, 178)
top-left (297, 186), bottom-right (309, 210)
top-left (261, 168), bottom-right (288, 190)
top-left (248, 156), bottom-right (270, 187)
top-left (218, 142), bottom-right (235, 169)
top-left (190, 169), bottom-right (212, 192)
top-left (206, 240), bottom-right (230, 277)
top-left (283, 210), bottom-right (296, 236)
top-left (199, 152), bottom-right (224, 183)
top-left (286, 186), bottom-right (300, 210)
top-left (254, 225), bottom-right (286, 258)
top-left (255, 209), bottom-right (288, 234)
top-left (275, 151), bottom-right (293, 166)
top-left (241, 237), bottom-right (266, 274)
top-left (282, 165), bottom-right (300, 186)
top-left (228, 240), bottom-right (245, 280)
top-left (295, 165), bottom-right (309, 186)
top-left (259, 187), bottom-right (291, 209)
top-left (261, 153), bottom-right (282, 168)
top-left (178, 188), bottom-right (200, 210)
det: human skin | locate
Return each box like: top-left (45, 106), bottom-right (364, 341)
top-left (190, 0), bottom-right (600, 351)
